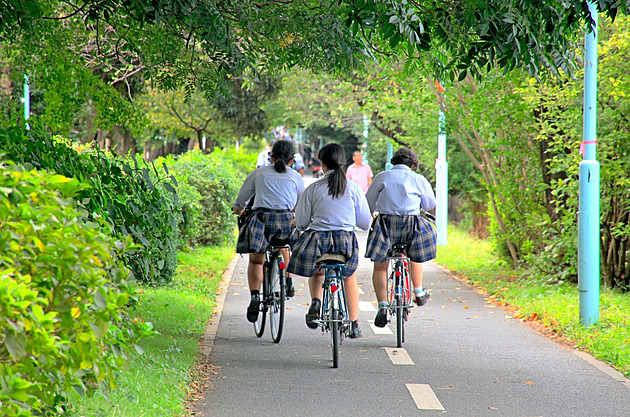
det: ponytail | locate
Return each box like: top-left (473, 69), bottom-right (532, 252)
top-left (318, 143), bottom-right (347, 199)
top-left (271, 140), bottom-right (295, 173)
top-left (273, 158), bottom-right (287, 173)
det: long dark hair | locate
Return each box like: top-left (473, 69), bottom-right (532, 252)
top-left (318, 143), bottom-right (346, 199)
top-left (271, 140), bottom-right (294, 173)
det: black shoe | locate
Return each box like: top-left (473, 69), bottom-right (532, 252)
top-left (286, 279), bottom-right (295, 298)
top-left (305, 299), bottom-right (320, 329)
top-left (374, 308), bottom-right (388, 328)
top-left (349, 320), bottom-right (362, 339)
top-left (246, 295), bottom-right (260, 323)
top-left (415, 289), bottom-right (430, 306)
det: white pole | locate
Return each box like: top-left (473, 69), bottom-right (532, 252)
top-left (24, 75), bottom-right (30, 130)
top-left (435, 107), bottom-right (448, 245)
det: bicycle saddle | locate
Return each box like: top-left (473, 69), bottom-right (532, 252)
top-left (269, 237), bottom-right (289, 248)
top-left (389, 243), bottom-right (409, 256)
top-left (316, 253), bottom-right (347, 265)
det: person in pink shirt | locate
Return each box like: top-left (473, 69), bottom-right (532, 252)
top-left (345, 150), bottom-right (373, 193)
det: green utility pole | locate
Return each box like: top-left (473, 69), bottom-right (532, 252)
top-left (578, 2), bottom-right (600, 326)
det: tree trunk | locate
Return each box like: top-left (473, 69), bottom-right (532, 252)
top-left (469, 199), bottom-right (489, 239)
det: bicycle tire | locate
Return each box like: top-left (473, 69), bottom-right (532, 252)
top-left (331, 308), bottom-right (340, 368)
top-left (254, 300), bottom-right (266, 337)
top-left (254, 266), bottom-right (267, 337)
top-left (395, 261), bottom-right (404, 348)
top-left (269, 253), bottom-right (285, 343)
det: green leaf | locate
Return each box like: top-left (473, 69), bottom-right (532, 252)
top-left (94, 291), bottom-right (107, 310)
top-left (5, 332), bottom-right (26, 359)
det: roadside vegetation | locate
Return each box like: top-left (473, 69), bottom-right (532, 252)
top-left (2, 2), bottom-right (630, 415)
top-left (436, 224), bottom-right (630, 378)
top-left (0, 126), bottom-right (248, 416)
top-left (68, 246), bottom-right (233, 416)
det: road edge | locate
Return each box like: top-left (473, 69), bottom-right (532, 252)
top-left (430, 260), bottom-right (630, 391)
top-left (199, 254), bottom-right (239, 356)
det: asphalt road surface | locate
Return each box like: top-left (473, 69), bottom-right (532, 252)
top-left (192, 229), bottom-right (630, 417)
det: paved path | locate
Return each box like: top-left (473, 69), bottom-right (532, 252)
top-left (193, 230), bottom-right (630, 417)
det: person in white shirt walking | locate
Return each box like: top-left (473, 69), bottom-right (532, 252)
top-left (364, 147), bottom-right (437, 327)
top-left (345, 150), bottom-right (373, 193)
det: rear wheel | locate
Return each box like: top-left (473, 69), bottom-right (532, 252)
top-left (395, 262), bottom-right (404, 348)
top-left (269, 254), bottom-right (285, 343)
top-left (253, 301), bottom-right (266, 337)
top-left (396, 296), bottom-right (404, 347)
top-left (331, 308), bottom-right (340, 368)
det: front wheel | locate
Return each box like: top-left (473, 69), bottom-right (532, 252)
top-left (269, 254), bottom-right (285, 343)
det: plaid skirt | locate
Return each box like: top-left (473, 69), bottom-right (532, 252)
top-left (287, 230), bottom-right (359, 278)
top-left (236, 209), bottom-right (296, 254)
top-left (365, 214), bottom-right (437, 263)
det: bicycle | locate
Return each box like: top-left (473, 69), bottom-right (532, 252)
top-left (386, 243), bottom-right (412, 348)
top-left (252, 240), bottom-right (290, 343)
top-left (314, 253), bottom-right (350, 368)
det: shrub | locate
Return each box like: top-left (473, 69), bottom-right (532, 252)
top-left (0, 162), bottom-right (153, 416)
top-left (159, 149), bottom-right (246, 247)
top-left (0, 124), bottom-right (180, 284)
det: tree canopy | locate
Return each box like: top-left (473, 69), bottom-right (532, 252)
top-left (3, 1), bottom-right (628, 91)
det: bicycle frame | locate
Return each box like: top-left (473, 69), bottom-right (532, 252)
top-left (254, 244), bottom-right (290, 343)
top-left (387, 253), bottom-right (411, 310)
top-left (320, 263), bottom-right (349, 331)
top-left (387, 243), bottom-right (412, 347)
top-left (315, 258), bottom-right (350, 368)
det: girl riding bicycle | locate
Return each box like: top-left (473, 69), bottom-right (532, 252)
top-left (287, 143), bottom-right (371, 338)
top-left (233, 140), bottom-right (305, 323)
top-left (364, 147), bottom-right (437, 327)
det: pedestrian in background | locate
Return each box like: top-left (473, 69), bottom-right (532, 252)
top-left (345, 150), bottom-right (373, 193)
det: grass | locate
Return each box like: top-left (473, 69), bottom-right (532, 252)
top-left (435, 224), bottom-right (630, 378)
top-left (68, 245), bottom-right (235, 416)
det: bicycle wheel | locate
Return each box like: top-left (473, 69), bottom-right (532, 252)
top-left (395, 262), bottom-right (404, 348)
top-left (254, 300), bottom-right (266, 337)
top-left (254, 267), bottom-right (267, 337)
top-left (269, 253), bottom-right (286, 343)
top-left (403, 262), bottom-right (410, 323)
top-left (331, 307), bottom-right (340, 368)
